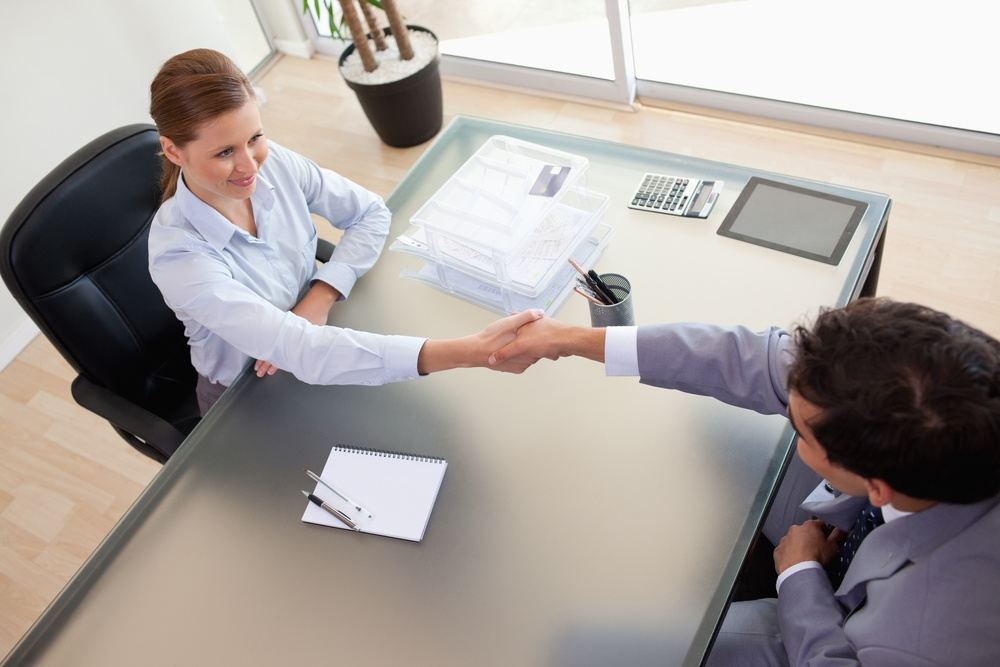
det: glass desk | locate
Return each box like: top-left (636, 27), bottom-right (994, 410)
top-left (4, 116), bottom-right (889, 666)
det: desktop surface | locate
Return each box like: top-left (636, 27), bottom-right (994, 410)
top-left (3, 116), bottom-right (889, 666)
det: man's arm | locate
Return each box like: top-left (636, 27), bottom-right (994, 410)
top-left (635, 322), bottom-right (791, 415)
top-left (491, 318), bottom-right (793, 416)
top-left (772, 519), bottom-right (858, 665)
top-left (776, 569), bottom-right (857, 666)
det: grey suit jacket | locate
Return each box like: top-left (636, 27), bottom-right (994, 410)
top-left (636, 322), bottom-right (1000, 666)
top-left (784, 492), bottom-right (1000, 666)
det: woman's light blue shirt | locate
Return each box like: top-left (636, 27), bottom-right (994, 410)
top-left (148, 140), bottom-right (425, 387)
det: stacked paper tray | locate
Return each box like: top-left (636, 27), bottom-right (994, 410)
top-left (394, 187), bottom-right (610, 297)
top-left (391, 135), bottom-right (612, 311)
top-left (398, 223), bottom-right (615, 316)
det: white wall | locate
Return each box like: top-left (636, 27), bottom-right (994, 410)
top-left (0, 0), bottom-right (241, 369)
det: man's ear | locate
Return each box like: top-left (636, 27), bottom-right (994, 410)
top-left (865, 478), bottom-right (895, 507)
top-left (160, 136), bottom-right (184, 167)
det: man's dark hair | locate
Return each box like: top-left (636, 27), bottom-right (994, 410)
top-left (788, 297), bottom-right (1000, 503)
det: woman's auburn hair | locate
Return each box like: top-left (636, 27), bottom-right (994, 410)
top-left (149, 49), bottom-right (256, 202)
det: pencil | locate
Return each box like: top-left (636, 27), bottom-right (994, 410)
top-left (568, 258), bottom-right (590, 280)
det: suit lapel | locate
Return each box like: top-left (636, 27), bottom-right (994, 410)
top-left (835, 528), bottom-right (913, 611)
top-left (833, 497), bottom-right (998, 611)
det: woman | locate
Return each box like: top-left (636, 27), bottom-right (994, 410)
top-left (148, 49), bottom-right (540, 414)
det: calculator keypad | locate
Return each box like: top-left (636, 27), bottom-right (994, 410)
top-left (629, 173), bottom-right (695, 215)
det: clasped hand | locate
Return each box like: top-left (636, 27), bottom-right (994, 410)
top-left (774, 519), bottom-right (848, 574)
top-left (439, 309), bottom-right (561, 375)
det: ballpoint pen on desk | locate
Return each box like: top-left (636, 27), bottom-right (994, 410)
top-left (304, 468), bottom-right (374, 519)
top-left (302, 490), bottom-right (361, 531)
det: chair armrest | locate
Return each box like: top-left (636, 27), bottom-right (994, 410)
top-left (71, 375), bottom-right (187, 463)
top-left (315, 238), bottom-right (335, 263)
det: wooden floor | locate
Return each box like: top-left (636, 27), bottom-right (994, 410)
top-left (1, 53), bottom-right (998, 657)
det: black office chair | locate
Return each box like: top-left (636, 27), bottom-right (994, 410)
top-left (1, 124), bottom-right (336, 463)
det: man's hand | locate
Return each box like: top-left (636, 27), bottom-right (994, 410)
top-left (255, 281), bottom-right (342, 378)
top-left (416, 309), bottom-right (546, 376)
top-left (477, 310), bottom-right (549, 374)
top-left (774, 519), bottom-right (846, 574)
top-left (488, 317), bottom-right (605, 368)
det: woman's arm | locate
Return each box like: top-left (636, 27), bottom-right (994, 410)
top-left (418, 309), bottom-right (545, 375)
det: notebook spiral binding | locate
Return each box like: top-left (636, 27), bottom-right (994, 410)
top-left (334, 443), bottom-right (445, 464)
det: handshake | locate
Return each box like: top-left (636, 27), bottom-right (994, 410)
top-left (416, 310), bottom-right (607, 377)
top-left (480, 309), bottom-right (606, 374)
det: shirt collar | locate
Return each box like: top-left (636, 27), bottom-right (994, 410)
top-left (882, 501), bottom-right (912, 524)
top-left (173, 169), bottom-right (276, 249)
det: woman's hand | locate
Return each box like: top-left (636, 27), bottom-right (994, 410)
top-left (416, 310), bottom-right (545, 376)
top-left (488, 317), bottom-right (606, 368)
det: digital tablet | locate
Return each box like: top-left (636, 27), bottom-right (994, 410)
top-left (717, 177), bottom-right (867, 265)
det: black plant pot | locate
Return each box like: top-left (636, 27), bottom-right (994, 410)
top-left (338, 25), bottom-right (443, 148)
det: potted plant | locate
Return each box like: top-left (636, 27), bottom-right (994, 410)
top-left (303, 0), bottom-right (443, 147)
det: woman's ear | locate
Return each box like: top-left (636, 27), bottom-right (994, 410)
top-left (159, 136), bottom-right (184, 167)
top-left (865, 478), bottom-right (895, 507)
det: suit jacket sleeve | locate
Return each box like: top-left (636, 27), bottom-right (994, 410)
top-left (777, 569), bottom-right (860, 666)
top-left (635, 322), bottom-right (794, 416)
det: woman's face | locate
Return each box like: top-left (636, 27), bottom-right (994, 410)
top-left (160, 99), bottom-right (268, 212)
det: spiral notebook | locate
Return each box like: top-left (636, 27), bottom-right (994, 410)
top-left (302, 444), bottom-right (448, 542)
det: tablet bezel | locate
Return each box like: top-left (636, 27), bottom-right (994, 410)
top-left (716, 177), bottom-right (867, 265)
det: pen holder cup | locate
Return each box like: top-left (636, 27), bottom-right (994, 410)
top-left (588, 273), bottom-right (635, 327)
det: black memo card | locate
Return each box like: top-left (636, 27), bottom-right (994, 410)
top-left (717, 177), bottom-right (868, 265)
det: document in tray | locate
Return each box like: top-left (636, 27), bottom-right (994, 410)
top-left (397, 203), bottom-right (593, 289)
top-left (302, 444), bottom-right (447, 542)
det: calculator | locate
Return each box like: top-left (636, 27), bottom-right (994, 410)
top-left (627, 173), bottom-right (724, 218)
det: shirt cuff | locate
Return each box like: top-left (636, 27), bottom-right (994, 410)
top-left (312, 261), bottom-right (359, 301)
top-left (382, 335), bottom-right (427, 383)
top-left (776, 561), bottom-right (824, 593)
top-left (604, 326), bottom-right (639, 376)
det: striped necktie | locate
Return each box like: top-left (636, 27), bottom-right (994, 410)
top-left (828, 503), bottom-right (884, 589)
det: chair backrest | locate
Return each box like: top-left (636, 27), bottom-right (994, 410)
top-left (0, 124), bottom-right (197, 428)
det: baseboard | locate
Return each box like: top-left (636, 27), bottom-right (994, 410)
top-left (0, 318), bottom-right (39, 372)
top-left (274, 38), bottom-right (315, 60)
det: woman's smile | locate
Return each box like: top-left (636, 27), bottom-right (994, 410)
top-left (229, 173), bottom-right (256, 188)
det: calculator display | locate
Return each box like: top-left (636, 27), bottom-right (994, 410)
top-left (689, 182), bottom-right (715, 216)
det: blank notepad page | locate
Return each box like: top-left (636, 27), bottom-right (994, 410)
top-left (302, 445), bottom-right (448, 542)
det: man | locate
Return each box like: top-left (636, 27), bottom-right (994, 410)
top-left (490, 298), bottom-right (1000, 665)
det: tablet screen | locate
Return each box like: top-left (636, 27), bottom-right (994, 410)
top-left (717, 177), bottom-right (867, 265)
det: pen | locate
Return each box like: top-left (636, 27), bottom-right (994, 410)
top-left (574, 285), bottom-right (604, 305)
top-left (587, 269), bottom-right (619, 305)
top-left (568, 259), bottom-right (613, 305)
top-left (302, 490), bottom-right (361, 531)
top-left (576, 277), bottom-right (599, 295)
top-left (304, 468), bottom-right (374, 518)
